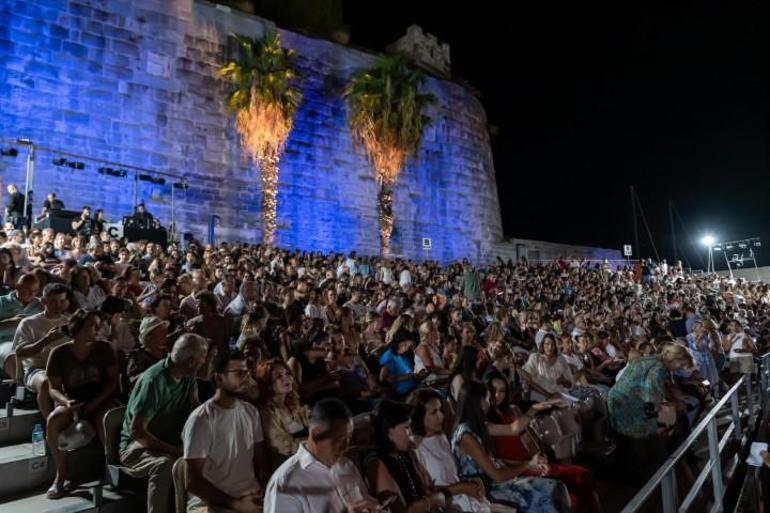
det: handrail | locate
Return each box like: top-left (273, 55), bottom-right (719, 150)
top-left (621, 353), bottom-right (768, 513)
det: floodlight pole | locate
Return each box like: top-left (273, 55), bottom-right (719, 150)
top-left (17, 140), bottom-right (35, 227)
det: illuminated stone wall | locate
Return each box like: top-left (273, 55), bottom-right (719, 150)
top-left (0, 0), bottom-right (503, 262)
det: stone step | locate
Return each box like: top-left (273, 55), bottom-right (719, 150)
top-left (0, 482), bottom-right (141, 513)
top-left (0, 407), bottom-right (43, 447)
top-left (0, 442), bottom-right (55, 499)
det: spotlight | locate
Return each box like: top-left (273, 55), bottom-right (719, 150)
top-left (138, 174), bottom-right (165, 185)
top-left (173, 182), bottom-right (189, 190)
top-left (701, 235), bottom-right (716, 247)
top-left (67, 161), bottom-right (85, 170)
top-left (53, 158), bottom-right (67, 166)
top-left (98, 167), bottom-right (127, 178)
top-left (0, 148), bottom-right (18, 157)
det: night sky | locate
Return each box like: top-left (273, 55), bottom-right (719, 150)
top-left (344, 3), bottom-right (770, 269)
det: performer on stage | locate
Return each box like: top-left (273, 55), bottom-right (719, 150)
top-left (5, 184), bottom-right (25, 229)
top-left (71, 206), bottom-right (93, 236)
top-left (130, 203), bottom-right (154, 229)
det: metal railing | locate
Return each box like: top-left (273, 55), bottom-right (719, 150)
top-left (621, 354), bottom-right (769, 513)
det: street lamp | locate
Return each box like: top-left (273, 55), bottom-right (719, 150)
top-left (701, 234), bottom-right (716, 273)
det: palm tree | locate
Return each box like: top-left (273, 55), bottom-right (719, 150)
top-left (344, 55), bottom-right (436, 258)
top-left (218, 32), bottom-right (302, 246)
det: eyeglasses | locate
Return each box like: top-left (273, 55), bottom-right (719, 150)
top-left (221, 369), bottom-right (250, 377)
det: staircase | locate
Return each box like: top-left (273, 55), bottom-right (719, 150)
top-left (0, 390), bottom-right (138, 512)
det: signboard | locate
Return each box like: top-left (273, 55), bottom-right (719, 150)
top-left (106, 222), bottom-right (123, 239)
top-left (623, 244), bottom-right (632, 257)
top-left (422, 237), bottom-right (432, 250)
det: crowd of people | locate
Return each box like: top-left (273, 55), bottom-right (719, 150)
top-left (0, 221), bottom-right (769, 513)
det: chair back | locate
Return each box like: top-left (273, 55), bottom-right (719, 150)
top-left (103, 406), bottom-right (127, 466)
top-left (172, 458), bottom-right (188, 513)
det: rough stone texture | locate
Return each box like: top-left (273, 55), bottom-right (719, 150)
top-left (0, 0), bottom-right (503, 263)
top-left (491, 239), bottom-right (622, 264)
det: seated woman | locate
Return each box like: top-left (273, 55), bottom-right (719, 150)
top-left (379, 328), bottom-right (427, 400)
top-left (450, 345), bottom-right (480, 403)
top-left (410, 388), bottom-right (501, 513)
top-left (523, 334), bottom-right (588, 399)
top-left (451, 380), bottom-right (571, 513)
top-left (414, 320), bottom-right (451, 386)
top-left (287, 330), bottom-right (340, 405)
top-left (71, 266), bottom-right (106, 310)
top-left (45, 310), bottom-right (119, 499)
top-left (607, 343), bottom-right (693, 486)
top-left (366, 399), bottom-right (449, 513)
top-left (486, 375), bottom-right (601, 513)
top-left (256, 358), bottom-right (310, 473)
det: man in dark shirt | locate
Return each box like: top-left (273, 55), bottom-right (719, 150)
top-left (41, 192), bottom-right (64, 215)
top-left (131, 204), bottom-right (154, 229)
top-left (71, 207), bottom-right (93, 237)
top-left (5, 184), bottom-right (25, 228)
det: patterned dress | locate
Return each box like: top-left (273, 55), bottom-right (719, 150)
top-left (451, 423), bottom-right (571, 513)
top-left (606, 356), bottom-right (666, 438)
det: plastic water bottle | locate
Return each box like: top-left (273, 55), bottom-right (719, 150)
top-left (32, 423), bottom-right (46, 456)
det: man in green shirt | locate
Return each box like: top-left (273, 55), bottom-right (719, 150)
top-left (120, 333), bottom-right (208, 513)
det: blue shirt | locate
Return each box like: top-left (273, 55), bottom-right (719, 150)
top-left (379, 349), bottom-right (416, 395)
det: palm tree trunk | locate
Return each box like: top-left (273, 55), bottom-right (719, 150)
top-left (378, 185), bottom-right (394, 258)
top-left (260, 156), bottom-right (279, 246)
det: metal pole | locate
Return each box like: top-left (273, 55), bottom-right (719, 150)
top-left (631, 186), bottom-right (640, 259)
top-left (660, 469), bottom-right (677, 513)
top-left (723, 250), bottom-right (733, 279)
top-left (22, 144), bottom-right (35, 226)
top-left (707, 418), bottom-right (724, 510)
top-left (745, 375), bottom-right (754, 420)
top-left (170, 183), bottom-right (175, 242)
top-left (669, 199), bottom-right (677, 263)
top-left (730, 392), bottom-right (742, 441)
top-left (132, 172), bottom-right (138, 208)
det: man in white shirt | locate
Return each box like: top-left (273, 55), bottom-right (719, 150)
top-left (183, 350), bottom-right (267, 513)
top-left (12, 283), bottom-right (70, 417)
top-left (264, 398), bottom-right (381, 513)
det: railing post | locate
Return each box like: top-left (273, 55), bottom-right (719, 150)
top-left (730, 392), bottom-right (742, 441)
top-left (707, 417), bottom-right (724, 511)
top-left (661, 468), bottom-right (677, 513)
top-left (745, 375), bottom-right (754, 420)
top-left (760, 356), bottom-right (769, 412)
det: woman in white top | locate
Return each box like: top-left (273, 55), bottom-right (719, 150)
top-left (724, 320), bottom-right (757, 375)
top-left (303, 289), bottom-right (324, 320)
top-left (71, 266), bottom-right (106, 310)
top-left (414, 321), bottom-right (450, 386)
top-left (409, 388), bottom-right (498, 513)
top-left (522, 334), bottom-right (575, 400)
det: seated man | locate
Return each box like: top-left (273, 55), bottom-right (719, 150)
top-left (264, 398), bottom-right (381, 513)
top-left (186, 291), bottom-right (231, 356)
top-left (182, 351), bottom-right (266, 513)
top-left (126, 316), bottom-right (170, 387)
top-left (120, 334), bottom-right (208, 513)
top-left (11, 283), bottom-right (70, 417)
top-left (0, 273), bottom-right (42, 379)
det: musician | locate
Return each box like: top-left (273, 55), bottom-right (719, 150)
top-left (71, 206), bottom-right (93, 237)
top-left (37, 192), bottom-right (65, 222)
top-left (130, 203), bottom-right (153, 229)
top-left (5, 184), bottom-right (25, 229)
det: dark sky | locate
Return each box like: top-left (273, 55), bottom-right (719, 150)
top-left (343, 2), bottom-right (770, 269)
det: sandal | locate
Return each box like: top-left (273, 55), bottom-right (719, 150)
top-left (46, 483), bottom-right (67, 500)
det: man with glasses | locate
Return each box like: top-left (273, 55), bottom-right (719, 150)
top-left (182, 350), bottom-right (267, 513)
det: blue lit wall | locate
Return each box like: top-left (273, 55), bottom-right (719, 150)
top-left (0, 0), bottom-right (503, 263)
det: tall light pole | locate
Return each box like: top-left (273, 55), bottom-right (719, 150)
top-left (701, 235), bottom-right (716, 273)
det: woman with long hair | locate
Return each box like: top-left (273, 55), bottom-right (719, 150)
top-left (410, 388), bottom-right (500, 513)
top-left (379, 328), bottom-right (427, 399)
top-left (255, 358), bottom-right (310, 473)
top-left (486, 376), bottom-right (600, 513)
top-left (451, 380), bottom-right (570, 513)
top-left (366, 399), bottom-right (447, 513)
top-left (449, 345), bottom-right (480, 402)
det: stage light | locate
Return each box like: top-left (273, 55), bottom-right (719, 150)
top-left (52, 158), bottom-right (85, 169)
top-left (701, 235), bottom-right (716, 247)
top-left (98, 167), bottom-right (127, 178)
top-left (0, 148), bottom-right (18, 157)
top-left (713, 245), bottom-right (722, 251)
top-left (173, 182), bottom-right (189, 190)
top-left (138, 174), bottom-right (165, 185)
